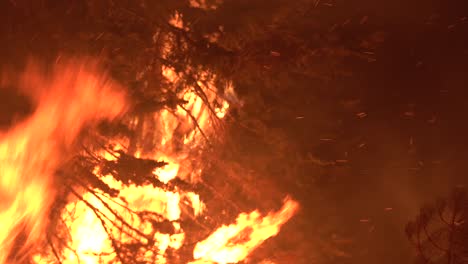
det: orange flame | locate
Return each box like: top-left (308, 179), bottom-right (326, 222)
top-left (191, 198), bottom-right (299, 264)
top-left (36, 61), bottom-right (299, 263)
top-left (10, 53), bottom-right (298, 262)
top-left (0, 58), bottom-right (127, 263)
top-left (57, 174), bottom-right (187, 263)
top-left (43, 65), bottom-right (228, 263)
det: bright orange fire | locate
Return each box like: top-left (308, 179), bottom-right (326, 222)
top-left (191, 198), bottom-right (299, 264)
top-left (1, 56), bottom-right (298, 263)
top-left (0, 58), bottom-right (127, 263)
top-left (41, 62), bottom-right (297, 263)
top-left (33, 66), bottom-right (236, 263)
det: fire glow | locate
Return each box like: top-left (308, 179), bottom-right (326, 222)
top-left (0, 58), bottom-right (127, 263)
top-left (0, 58), bottom-right (299, 263)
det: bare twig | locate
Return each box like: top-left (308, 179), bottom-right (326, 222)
top-left (46, 235), bottom-right (64, 264)
top-left (422, 225), bottom-right (448, 253)
top-left (177, 104), bottom-right (211, 144)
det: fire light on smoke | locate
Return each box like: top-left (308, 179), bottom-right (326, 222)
top-left (0, 58), bottom-right (127, 263)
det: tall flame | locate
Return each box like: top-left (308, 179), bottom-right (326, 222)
top-left (28, 59), bottom-right (299, 263)
top-left (39, 65), bottom-right (232, 263)
top-left (2, 54), bottom-right (299, 262)
top-left (0, 58), bottom-right (127, 263)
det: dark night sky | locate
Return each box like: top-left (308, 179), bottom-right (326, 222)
top-left (279, 0), bottom-right (468, 263)
top-left (1, 0), bottom-right (468, 263)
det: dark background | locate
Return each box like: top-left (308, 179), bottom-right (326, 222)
top-left (240, 0), bottom-right (468, 263)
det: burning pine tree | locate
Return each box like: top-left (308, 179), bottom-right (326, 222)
top-left (0, 0), bottom-right (380, 262)
top-left (0, 50), bottom-right (299, 264)
top-left (0, 47), bottom-right (299, 264)
top-left (0, 1), bottom-right (320, 262)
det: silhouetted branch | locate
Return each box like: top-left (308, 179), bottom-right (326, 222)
top-left (46, 235), bottom-right (63, 264)
top-left (423, 225), bottom-right (448, 253)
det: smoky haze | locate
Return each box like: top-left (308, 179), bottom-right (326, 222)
top-left (239, 0), bottom-right (468, 263)
top-left (286, 0), bottom-right (468, 263)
